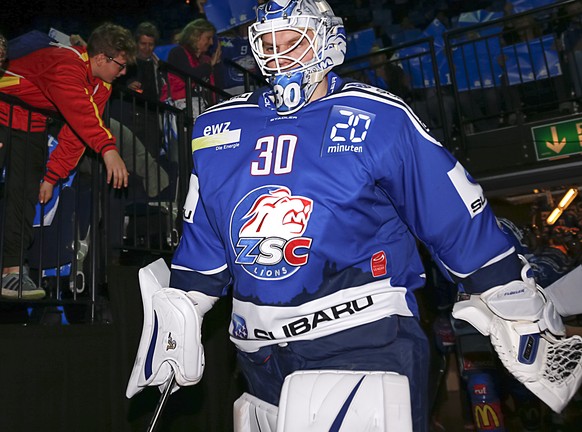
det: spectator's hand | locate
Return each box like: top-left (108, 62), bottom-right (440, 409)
top-left (211, 42), bottom-right (222, 67)
top-left (197, 0), bottom-right (207, 14)
top-left (128, 81), bottom-right (143, 92)
top-left (39, 181), bottom-right (54, 204)
top-left (103, 151), bottom-right (129, 189)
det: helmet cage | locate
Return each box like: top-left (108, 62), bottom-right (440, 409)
top-left (249, 0), bottom-right (346, 114)
top-left (250, 15), bottom-right (325, 78)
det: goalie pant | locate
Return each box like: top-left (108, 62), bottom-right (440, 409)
top-left (236, 315), bottom-right (429, 432)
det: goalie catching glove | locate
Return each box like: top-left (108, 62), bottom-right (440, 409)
top-left (126, 258), bottom-right (217, 398)
top-left (452, 257), bottom-right (582, 413)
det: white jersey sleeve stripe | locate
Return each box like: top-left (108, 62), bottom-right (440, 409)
top-left (171, 263), bottom-right (229, 275)
top-left (443, 246), bottom-right (516, 279)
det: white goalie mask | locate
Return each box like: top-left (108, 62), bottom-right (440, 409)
top-left (249, 0), bottom-right (346, 115)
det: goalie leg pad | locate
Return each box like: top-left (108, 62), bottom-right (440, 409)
top-left (276, 370), bottom-right (413, 432)
top-left (126, 259), bottom-right (204, 398)
top-left (233, 392), bottom-right (278, 432)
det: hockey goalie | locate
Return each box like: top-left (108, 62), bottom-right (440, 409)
top-left (125, 1), bottom-right (582, 431)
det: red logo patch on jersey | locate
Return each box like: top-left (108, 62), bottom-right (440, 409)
top-left (371, 251), bottom-right (387, 277)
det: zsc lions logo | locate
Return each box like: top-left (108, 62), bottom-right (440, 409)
top-left (230, 185), bottom-right (313, 280)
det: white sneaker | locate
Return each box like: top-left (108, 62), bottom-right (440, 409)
top-left (1, 272), bottom-right (46, 300)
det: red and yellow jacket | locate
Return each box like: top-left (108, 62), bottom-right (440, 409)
top-left (0, 44), bottom-right (118, 184)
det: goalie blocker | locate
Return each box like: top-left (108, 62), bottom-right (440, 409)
top-left (452, 257), bottom-right (582, 413)
top-left (126, 258), bottom-right (217, 398)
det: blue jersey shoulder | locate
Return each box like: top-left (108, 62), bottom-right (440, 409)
top-left (203, 91), bottom-right (257, 113)
top-left (335, 81), bottom-right (431, 134)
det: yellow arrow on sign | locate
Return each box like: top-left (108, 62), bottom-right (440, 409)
top-left (546, 126), bottom-right (567, 153)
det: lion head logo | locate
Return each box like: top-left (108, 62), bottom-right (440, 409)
top-left (230, 185), bottom-right (314, 281)
top-left (240, 187), bottom-right (313, 239)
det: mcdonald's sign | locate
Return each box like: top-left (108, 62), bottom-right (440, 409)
top-left (473, 402), bottom-right (504, 431)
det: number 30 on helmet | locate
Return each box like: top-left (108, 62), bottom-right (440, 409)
top-left (248, 0), bottom-right (347, 115)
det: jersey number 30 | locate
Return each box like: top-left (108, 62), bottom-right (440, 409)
top-left (251, 135), bottom-right (297, 176)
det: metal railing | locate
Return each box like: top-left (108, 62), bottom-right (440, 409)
top-left (0, 62), bottom-right (230, 323)
top-left (336, 0), bottom-right (582, 192)
top-left (0, 93), bottom-right (103, 322)
top-left (3, 0), bottom-right (581, 321)
top-left (444, 1), bottom-right (580, 142)
top-left (338, 36), bottom-right (453, 146)
top-left (111, 62), bottom-right (233, 259)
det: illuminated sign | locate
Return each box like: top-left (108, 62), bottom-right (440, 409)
top-left (531, 117), bottom-right (582, 160)
top-left (473, 403), bottom-right (503, 430)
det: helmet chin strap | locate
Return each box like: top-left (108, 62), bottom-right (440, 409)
top-left (309, 70), bottom-right (326, 85)
top-left (271, 69), bottom-right (326, 115)
top-left (302, 70), bottom-right (327, 103)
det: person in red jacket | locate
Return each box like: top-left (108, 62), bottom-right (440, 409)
top-left (0, 23), bottom-right (136, 299)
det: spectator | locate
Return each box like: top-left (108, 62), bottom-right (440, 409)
top-left (0, 23), bottom-right (135, 299)
top-left (160, 18), bottom-right (222, 117)
top-left (111, 22), bottom-right (166, 162)
top-left (366, 46), bottom-right (413, 100)
top-left (123, 22), bottom-right (164, 101)
top-left (196, 0), bottom-right (208, 16)
top-left (500, 9), bottom-right (570, 118)
top-left (558, 1), bottom-right (582, 52)
top-left (365, 46), bottom-right (389, 89)
top-left (217, 22), bottom-right (261, 96)
top-left (502, 11), bottom-right (543, 46)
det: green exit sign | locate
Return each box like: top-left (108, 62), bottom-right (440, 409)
top-left (531, 117), bottom-right (582, 160)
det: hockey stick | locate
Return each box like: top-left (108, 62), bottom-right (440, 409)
top-left (146, 370), bottom-right (176, 432)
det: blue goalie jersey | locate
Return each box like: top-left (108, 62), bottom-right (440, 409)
top-left (170, 73), bottom-right (521, 352)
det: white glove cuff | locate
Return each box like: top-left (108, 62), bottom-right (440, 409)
top-left (481, 280), bottom-right (544, 323)
top-left (540, 294), bottom-right (566, 336)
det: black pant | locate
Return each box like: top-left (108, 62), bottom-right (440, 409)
top-left (0, 126), bottom-right (47, 268)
